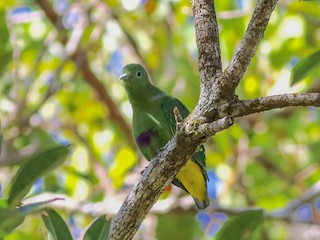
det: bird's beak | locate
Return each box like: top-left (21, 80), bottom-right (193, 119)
top-left (119, 73), bottom-right (128, 81)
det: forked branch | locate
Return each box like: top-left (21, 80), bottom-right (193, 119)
top-left (109, 0), bottom-right (281, 239)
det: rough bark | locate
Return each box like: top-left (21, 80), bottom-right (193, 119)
top-left (109, 117), bottom-right (233, 239)
top-left (191, 0), bottom-right (222, 81)
top-left (108, 0), bottom-right (320, 239)
top-left (107, 0), bottom-right (320, 238)
top-left (109, 0), bottom-right (282, 239)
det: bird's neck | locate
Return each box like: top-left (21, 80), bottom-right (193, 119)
top-left (127, 84), bottom-right (165, 108)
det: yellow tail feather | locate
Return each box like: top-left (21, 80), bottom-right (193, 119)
top-left (176, 160), bottom-right (209, 208)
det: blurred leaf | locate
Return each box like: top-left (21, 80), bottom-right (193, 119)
top-left (8, 145), bottom-right (70, 206)
top-left (214, 209), bottom-right (264, 240)
top-left (0, 207), bottom-right (25, 238)
top-left (83, 215), bottom-right (110, 240)
top-left (0, 197), bottom-right (64, 238)
top-left (0, 11), bottom-right (13, 75)
top-left (42, 208), bottom-right (73, 240)
top-left (0, 1), bottom-right (16, 9)
top-left (0, 199), bottom-right (7, 208)
top-left (289, 2), bottom-right (320, 17)
top-left (43, 174), bottom-right (62, 192)
top-left (0, 118), bottom-right (2, 156)
top-left (80, 24), bottom-right (96, 47)
top-left (109, 147), bottom-right (137, 188)
top-left (156, 213), bottom-right (199, 240)
top-left (291, 50), bottom-right (320, 85)
top-left (63, 166), bottom-right (94, 183)
top-left (18, 198), bottom-right (64, 215)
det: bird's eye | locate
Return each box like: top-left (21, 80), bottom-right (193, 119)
top-left (136, 71), bottom-right (142, 78)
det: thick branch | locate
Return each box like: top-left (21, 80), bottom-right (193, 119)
top-left (108, 117), bottom-right (233, 240)
top-left (217, 93), bottom-right (320, 119)
top-left (190, 0), bottom-right (222, 120)
top-left (192, 0), bottom-right (279, 119)
top-left (109, 0), bottom-right (284, 239)
top-left (111, 90), bottom-right (319, 239)
top-left (35, 0), bottom-right (61, 27)
top-left (223, 0), bottom-right (278, 96)
top-left (191, 0), bottom-right (222, 82)
top-left (109, 138), bottom-right (196, 240)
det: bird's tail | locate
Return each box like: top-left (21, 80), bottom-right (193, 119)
top-left (175, 160), bottom-right (210, 209)
top-left (193, 192), bottom-right (210, 209)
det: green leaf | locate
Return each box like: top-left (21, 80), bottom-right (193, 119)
top-left (42, 208), bottom-right (73, 240)
top-left (18, 198), bottom-right (64, 215)
top-left (8, 145), bottom-right (70, 206)
top-left (156, 213), bottom-right (198, 240)
top-left (0, 207), bottom-right (25, 238)
top-left (291, 49), bottom-right (320, 85)
top-left (214, 209), bottom-right (264, 240)
top-left (0, 11), bottom-right (13, 75)
top-left (0, 118), bottom-right (2, 158)
top-left (0, 199), bottom-right (7, 208)
top-left (83, 215), bottom-right (110, 240)
top-left (0, 198), bottom-right (65, 238)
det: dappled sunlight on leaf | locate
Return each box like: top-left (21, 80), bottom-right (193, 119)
top-left (109, 147), bottom-right (137, 188)
top-left (243, 76), bottom-right (259, 97)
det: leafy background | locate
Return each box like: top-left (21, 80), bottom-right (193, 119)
top-left (0, 0), bottom-right (320, 239)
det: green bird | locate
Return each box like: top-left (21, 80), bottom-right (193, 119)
top-left (119, 63), bottom-right (209, 209)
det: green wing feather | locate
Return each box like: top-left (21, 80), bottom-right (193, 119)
top-left (161, 97), bottom-right (208, 181)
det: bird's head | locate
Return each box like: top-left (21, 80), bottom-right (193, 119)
top-left (119, 64), bottom-right (151, 95)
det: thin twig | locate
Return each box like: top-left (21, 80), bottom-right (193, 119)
top-left (269, 181), bottom-right (320, 223)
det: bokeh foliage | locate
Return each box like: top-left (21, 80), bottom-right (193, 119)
top-left (0, 0), bottom-right (320, 239)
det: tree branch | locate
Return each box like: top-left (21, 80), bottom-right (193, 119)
top-left (268, 180), bottom-right (320, 224)
top-left (109, 0), bottom-right (284, 239)
top-left (216, 93), bottom-right (320, 119)
top-left (194, 0), bottom-right (279, 120)
top-left (191, 0), bottom-right (222, 81)
top-left (36, 0), bottom-right (319, 239)
top-left (223, 0), bottom-right (278, 97)
top-left (108, 117), bottom-right (233, 240)
top-left (191, 0), bottom-right (222, 119)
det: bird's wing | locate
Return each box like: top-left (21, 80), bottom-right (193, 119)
top-left (161, 97), bottom-right (208, 181)
top-left (161, 97), bottom-right (190, 135)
